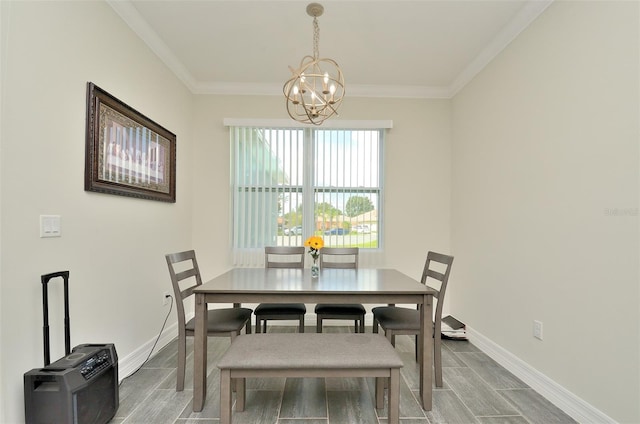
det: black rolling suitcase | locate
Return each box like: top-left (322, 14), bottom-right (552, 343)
top-left (23, 271), bottom-right (119, 424)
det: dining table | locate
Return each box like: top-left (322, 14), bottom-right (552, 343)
top-left (192, 267), bottom-right (436, 412)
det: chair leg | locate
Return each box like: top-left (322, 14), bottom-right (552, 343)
top-left (434, 327), bottom-right (443, 387)
top-left (299, 314), bottom-right (305, 333)
top-left (176, 335), bottom-right (186, 391)
top-left (386, 329), bottom-right (395, 347)
top-left (245, 320), bottom-right (252, 334)
top-left (317, 317), bottom-right (323, 333)
top-left (354, 319), bottom-right (359, 333)
top-left (262, 320), bottom-right (267, 333)
top-left (372, 318), bottom-right (379, 334)
top-left (359, 316), bottom-right (365, 333)
top-left (255, 318), bottom-right (261, 333)
top-left (375, 377), bottom-right (385, 408)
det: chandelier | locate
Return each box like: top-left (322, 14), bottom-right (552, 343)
top-left (283, 3), bottom-right (345, 125)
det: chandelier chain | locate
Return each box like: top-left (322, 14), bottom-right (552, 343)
top-left (313, 17), bottom-right (320, 59)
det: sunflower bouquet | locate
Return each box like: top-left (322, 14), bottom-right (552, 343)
top-left (303, 235), bottom-right (325, 260)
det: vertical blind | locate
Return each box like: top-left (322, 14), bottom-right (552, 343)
top-left (229, 123), bottom-right (386, 267)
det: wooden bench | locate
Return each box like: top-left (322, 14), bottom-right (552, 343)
top-left (217, 333), bottom-right (404, 424)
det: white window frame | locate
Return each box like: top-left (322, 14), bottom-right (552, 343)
top-left (225, 119), bottom-right (392, 267)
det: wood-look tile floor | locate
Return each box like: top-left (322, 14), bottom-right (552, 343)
top-left (110, 326), bottom-right (577, 424)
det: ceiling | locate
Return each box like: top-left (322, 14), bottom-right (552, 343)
top-left (108, 0), bottom-right (552, 99)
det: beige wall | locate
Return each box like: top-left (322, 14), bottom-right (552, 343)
top-left (0, 2), bottom-right (194, 422)
top-left (450, 1), bottom-right (639, 422)
top-left (190, 95), bottom-right (452, 281)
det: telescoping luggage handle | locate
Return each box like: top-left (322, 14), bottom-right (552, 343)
top-left (41, 271), bottom-right (71, 366)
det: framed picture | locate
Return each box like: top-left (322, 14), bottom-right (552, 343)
top-left (85, 82), bottom-right (176, 202)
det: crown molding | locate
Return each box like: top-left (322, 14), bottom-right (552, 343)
top-left (106, 0), bottom-right (199, 92)
top-left (108, 0), bottom-right (553, 100)
top-left (347, 84), bottom-right (452, 99)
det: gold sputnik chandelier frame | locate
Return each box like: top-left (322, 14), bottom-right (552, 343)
top-left (283, 3), bottom-right (345, 125)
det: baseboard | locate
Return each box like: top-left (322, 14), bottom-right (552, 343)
top-left (118, 321), bottom-right (179, 381)
top-left (466, 326), bottom-right (616, 424)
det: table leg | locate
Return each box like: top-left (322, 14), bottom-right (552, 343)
top-left (193, 293), bottom-right (207, 411)
top-left (420, 294), bottom-right (433, 410)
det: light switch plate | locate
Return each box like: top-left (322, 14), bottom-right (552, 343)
top-left (533, 320), bottom-right (543, 340)
top-left (40, 215), bottom-right (61, 238)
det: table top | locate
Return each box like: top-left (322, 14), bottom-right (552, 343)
top-left (196, 268), bottom-right (435, 295)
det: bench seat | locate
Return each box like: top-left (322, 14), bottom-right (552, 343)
top-left (217, 333), bottom-right (403, 424)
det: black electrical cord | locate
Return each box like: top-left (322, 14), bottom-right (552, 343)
top-left (120, 294), bottom-right (173, 384)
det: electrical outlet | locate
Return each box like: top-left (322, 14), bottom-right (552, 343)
top-left (163, 291), bottom-right (171, 305)
top-left (533, 320), bottom-right (543, 340)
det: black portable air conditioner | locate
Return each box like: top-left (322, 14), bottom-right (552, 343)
top-left (23, 271), bottom-right (119, 424)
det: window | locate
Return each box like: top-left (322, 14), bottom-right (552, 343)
top-left (230, 123), bottom-right (385, 257)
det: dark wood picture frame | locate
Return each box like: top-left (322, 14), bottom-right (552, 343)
top-left (85, 82), bottom-right (176, 202)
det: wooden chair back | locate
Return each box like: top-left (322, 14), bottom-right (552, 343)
top-left (319, 247), bottom-right (359, 269)
top-left (420, 251), bottom-right (454, 328)
top-left (265, 246), bottom-right (305, 269)
top-left (165, 250), bottom-right (202, 332)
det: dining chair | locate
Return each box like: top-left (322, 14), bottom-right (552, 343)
top-left (372, 251), bottom-right (453, 387)
top-left (165, 250), bottom-right (253, 391)
top-left (314, 247), bottom-right (365, 333)
top-left (254, 246), bottom-right (306, 333)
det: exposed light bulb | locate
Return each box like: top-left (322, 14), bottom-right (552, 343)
top-left (329, 84), bottom-right (336, 104)
top-left (292, 86), bottom-right (300, 104)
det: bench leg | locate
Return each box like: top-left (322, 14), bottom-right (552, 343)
top-left (236, 377), bottom-right (246, 411)
top-left (388, 368), bottom-right (400, 424)
top-left (220, 369), bottom-right (232, 424)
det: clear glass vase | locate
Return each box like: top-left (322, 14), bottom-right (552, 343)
top-left (311, 258), bottom-right (320, 278)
